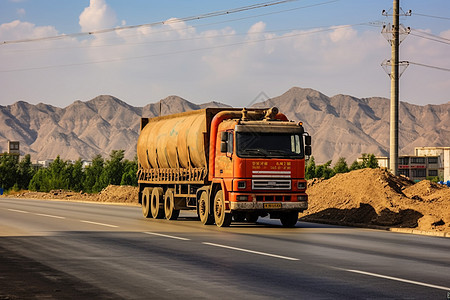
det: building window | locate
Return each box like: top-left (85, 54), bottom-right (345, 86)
top-left (428, 170), bottom-right (438, 177)
top-left (399, 157), bottom-right (409, 165)
top-left (411, 157), bottom-right (425, 164)
top-left (428, 157), bottom-right (438, 164)
top-left (398, 169), bottom-right (409, 177)
top-left (412, 169), bottom-right (426, 177)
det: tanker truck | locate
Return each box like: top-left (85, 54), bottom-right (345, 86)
top-left (137, 107), bottom-right (311, 227)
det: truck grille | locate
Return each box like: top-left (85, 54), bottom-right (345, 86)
top-left (252, 179), bottom-right (291, 190)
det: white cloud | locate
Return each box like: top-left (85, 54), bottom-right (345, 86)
top-left (79, 0), bottom-right (117, 32)
top-left (0, 16), bottom-right (448, 108)
top-left (16, 8), bottom-right (26, 18)
top-left (0, 20), bottom-right (57, 41)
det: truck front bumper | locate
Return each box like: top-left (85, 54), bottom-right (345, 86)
top-left (230, 201), bottom-right (308, 211)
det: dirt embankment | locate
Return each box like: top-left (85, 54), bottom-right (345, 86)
top-left (11, 185), bottom-right (139, 205)
top-left (8, 168), bottom-right (450, 233)
top-left (301, 168), bottom-right (450, 233)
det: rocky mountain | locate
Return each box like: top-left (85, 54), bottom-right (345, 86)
top-left (0, 88), bottom-right (448, 164)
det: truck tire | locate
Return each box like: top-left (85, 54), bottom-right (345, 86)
top-left (232, 211), bottom-right (246, 222)
top-left (198, 191), bottom-right (214, 225)
top-left (164, 189), bottom-right (180, 220)
top-left (214, 190), bottom-right (232, 227)
top-left (141, 188), bottom-right (152, 218)
top-left (151, 188), bottom-right (164, 219)
top-left (280, 212), bottom-right (299, 228)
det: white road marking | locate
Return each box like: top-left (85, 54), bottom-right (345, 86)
top-left (7, 209), bottom-right (29, 214)
top-left (143, 232), bottom-right (190, 241)
top-left (203, 242), bottom-right (299, 261)
top-left (345, 269), bottom-right (450, 291)
top-left (35, 213), bottom-right (66, 219)
top-left (80, 220), bottom-right (119, 228)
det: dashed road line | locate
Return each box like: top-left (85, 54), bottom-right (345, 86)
top-left (143, 232), bottom-right (190, 241)
top-left (345, 269), bottom-right (450, 291)
top-left (80, 220), bottom-right (119, 228)
top-left (35, 213), bottom-right (66, 219)
top-left (202, 242), bottom-right (299, 261)
top-left (7, 209), bottom-right (29, 214)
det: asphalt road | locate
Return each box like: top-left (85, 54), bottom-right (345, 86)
top-left (0, 198), bottom-right (449, 299)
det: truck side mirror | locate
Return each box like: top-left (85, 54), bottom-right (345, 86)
top-left (305, 135), bottom-right (311, 146)
top-left (305, 145), bottom-right (312, 156)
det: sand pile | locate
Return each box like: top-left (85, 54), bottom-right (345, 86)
top-left (12, 186), bottom-right (139, 205)
top-left (96, 185), bottom-right (138, 204)
top-left (301, 168), bottom-right (450, 232)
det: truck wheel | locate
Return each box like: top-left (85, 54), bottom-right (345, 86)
top-left (151, 188), bottom-right (164, 219)
top-left (164, 189), bottom-right (180, 220)
top-left (280, 212), bottom-right (299, 228)
top-left (198, 191), bottom-right (214, 225)
top-left (214, 190), bottom-right (232, 227)
top-left (232, 212), bottom-right (246, 222)
top-left (141, 188), bottom-right (152, 218)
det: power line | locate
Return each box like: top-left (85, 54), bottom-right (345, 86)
top-left (412, 12), bottom-right (450, 21)
top-left (1, 0), bottom-right (340, 53)
top-left (410, 32), bottom-right (450, 45)
top-left (409, 29), bottom-right (450, 45)
top-left (1, 0), bottom-right (306, 46)
top-left (409, 61), bottom-right (450, 72)
top-left (0, 22), bottom-right (369, 73)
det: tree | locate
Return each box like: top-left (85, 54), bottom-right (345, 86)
top-left (69, 159), bottom-right (85, 192)
top-left (315, 160), bottom-right (335, 179)
top-left (47, 156), bottom-right (69, 190)
top-left (17, 154), bottom-right (36, 190)
top-left (83, 154), bottom-right (104, 193)
top-left (0, 153), bottom-right (18, 190)
top-left (333, 157), bottom-right (349, 174)
top-left (359, 153), bottom-right (379, 169)
top-left (305, 156), bottom-right (316, 180)
top-left (121, 156), bottom-right (138, 186)
top-left (100, 150), bottom-right (125, 187)
top-left (349, 160), bottom-right (361, 171)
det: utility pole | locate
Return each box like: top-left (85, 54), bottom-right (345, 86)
top-left (381, 0), bottom-right (410, 176)
top-left (390, 0), bottom-right (400, 176)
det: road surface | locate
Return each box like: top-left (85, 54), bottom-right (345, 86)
top-left (0, 197), bottom-right (449, 299)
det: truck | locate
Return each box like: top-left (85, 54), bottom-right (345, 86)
top-left (137, 107), bottom-right (311, 227)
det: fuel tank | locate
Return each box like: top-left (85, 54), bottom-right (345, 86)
top-left (137, 110), bottom-right (207, 169)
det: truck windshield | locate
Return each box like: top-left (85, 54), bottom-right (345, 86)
top-left (236, 132), bottom-right (304, 158)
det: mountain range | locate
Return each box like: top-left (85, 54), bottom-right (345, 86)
top-left (1, 87), bottom-right (449, 164)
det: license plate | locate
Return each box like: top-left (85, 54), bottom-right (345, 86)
top-left (263, 203), bottom-right (282, 209)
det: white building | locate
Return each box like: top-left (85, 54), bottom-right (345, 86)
top-left (415, 147), bottom-right (450, 182)
top-left (373, 147), bottom-right (449, 182)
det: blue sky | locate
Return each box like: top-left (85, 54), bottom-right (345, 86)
top-left (0, 0), bottom-right (449, 107)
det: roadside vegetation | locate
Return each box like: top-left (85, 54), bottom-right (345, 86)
top-left (305, 153), bottom-right (378, 180)
top-left (0, 150), bottom-right (137, 194)
top-left (1, 151), bottom-right (379, 194)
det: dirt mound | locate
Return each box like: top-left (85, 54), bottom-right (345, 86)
top-left (11, 186), bottom-right (139, 205)
top-left (96, 185), bottom-right (138, 204)
top-left (302, 168), bottom-right (450, 232)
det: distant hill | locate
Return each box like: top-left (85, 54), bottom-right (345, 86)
top-left (1, 87), bottom-right (448, 163)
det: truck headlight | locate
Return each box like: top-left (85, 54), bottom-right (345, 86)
top-left (297, 195), bottom-right (307, 201)
top-left (237, 181), bottom-right (246, 189)
top-left (237, 195), bottom-right (248, 201)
